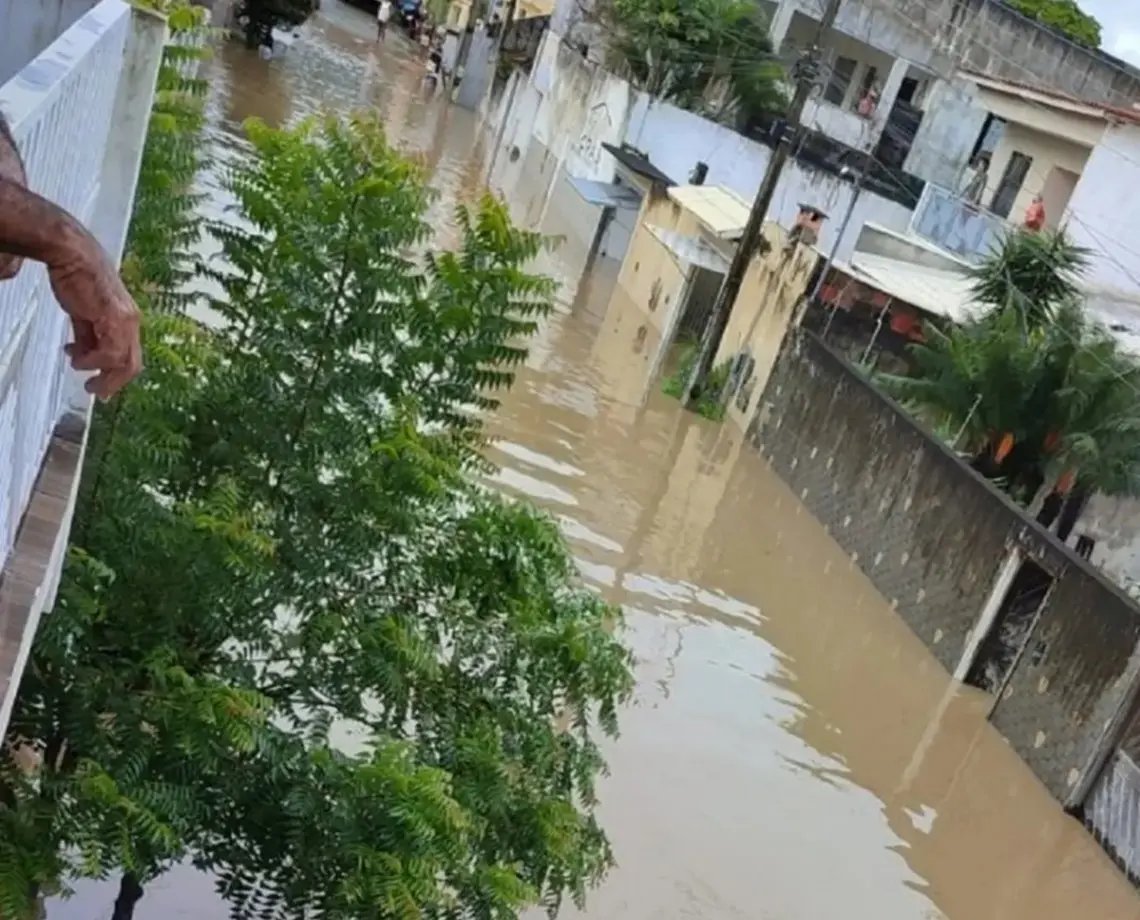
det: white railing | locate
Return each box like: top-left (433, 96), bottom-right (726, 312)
top-left (0, 0), bottom-right (131, 566)
top-left (805, 97), bottom-right (875, 152)
top-left (909, 182), bottom-right (1007, 264)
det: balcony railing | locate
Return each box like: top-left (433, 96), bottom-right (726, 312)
top-left (805, 98), bottom-right (874, 152)
top-left (0, 0), bottom-right (163, 730)
top-left (0, 0), bottom-right (134, 562)
top-left (909, 182), bottom-right (1007, 264)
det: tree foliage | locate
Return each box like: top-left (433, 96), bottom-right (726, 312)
top-left (603, 0), bottom-right (787, 126)
top-left (1006, 0), bottom-right (1102, 48)
top-left (968, 228), bottom-right (1089, 330)
top-left (0, 36), bottom-right (632, 920)
top-left (881, 230), bottom-right (1140, 536)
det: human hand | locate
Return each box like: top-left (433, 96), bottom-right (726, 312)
top-left (47, 239), bottom-right (142, 400)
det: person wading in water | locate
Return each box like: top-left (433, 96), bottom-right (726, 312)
top-left (0, 114), bottom-right (142, 399)
top-left (376, 0), bottom-right (393, 41)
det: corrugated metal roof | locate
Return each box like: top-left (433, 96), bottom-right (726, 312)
top-left (846, 252), bottom-right (980, 323)
top-left (667, 185), bottom-right (751, 240)
top-left (841, 248), bottom-right (1140, 357)
top-left (647, 225), bottom-right (731, 273)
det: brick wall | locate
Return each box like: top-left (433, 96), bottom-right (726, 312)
top-left (749, 329), bottom-right (1140, 804)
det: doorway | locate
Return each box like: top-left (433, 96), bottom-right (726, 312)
top-left (1039, 166), bottom-right (1080, 231)
top-left (674, 266), bottom-right (726, 343)
top-left (965, 558), bottom-right (1054, 694)
top-left (991, 151), bottom-right (1033, 219)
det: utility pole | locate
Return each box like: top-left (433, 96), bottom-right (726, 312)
top-left (807, 151), bottom-right (873, 305)
top-left (684, 0), bottom-right (844, 407)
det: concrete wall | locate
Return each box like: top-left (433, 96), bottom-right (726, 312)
top-left (905, 78), bottom-right (987, 189)
top-left (1065, 123), bottom-right (1140, 296)
top-left (614, 191), bottom-right (694, 342)
top-left (782, 0), bottom-right (1140, 105)
top-left (749, 329), bottom-right (1140, 804)
top-left (0, 0), bottom-right (100, 86)
top-left (623, 92), bottom-right (914, 264)
top-left (715, 224), bottom-right (817, 432)
top-left (488, 37), bottom-right (915, 270)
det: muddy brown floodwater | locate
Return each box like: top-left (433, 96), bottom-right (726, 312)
top-left (49, 3), bottom-right (1140, 918)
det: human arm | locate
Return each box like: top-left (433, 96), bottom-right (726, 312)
top-left (0, 115), bottom-right (141, 399)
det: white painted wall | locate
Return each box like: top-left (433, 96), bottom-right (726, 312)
top-left (623, 93), bottom-right (913, 263)
top-left (488, 34), bottom-right (915, 267)
top-left (0, 0), bottom-right (100, 86)
top-left (1065, 123), bottom-right (1140, 296)
top-left (906, 78), bottom-right (987, 189)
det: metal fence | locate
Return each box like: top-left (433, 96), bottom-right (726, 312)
top-left (0, 0), bottom-right (132, 567)
top-left (909, 182), bottom-right (1006, 264)
top-left (1086, 749), bottom-right (1140, 882)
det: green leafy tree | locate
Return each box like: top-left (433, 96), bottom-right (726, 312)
top-left (187, 115), bottom-right (633, 915)
top-left (604, 0), bottom-right (786, 126)
top-left (1006, 0), bottom-right (1102, 48)
top-left (1, 108), bottom-right (633, 920)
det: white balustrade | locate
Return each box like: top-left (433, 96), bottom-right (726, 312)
top-left (910, 182), bottom-right (1007, 264)
top-left (0, 0), bottom-right (131, 571)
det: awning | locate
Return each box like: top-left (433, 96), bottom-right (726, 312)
top-left (566, 176), bottom-right (642, 209)
top-left (600, 142), bottom-right (674, 186)
top-left (667, 185), bottom-right (750, 240)
top-left (647, 225), bottom-right (730, 273)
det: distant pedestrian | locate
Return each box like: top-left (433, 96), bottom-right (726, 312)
top-left (376, 0), bottom-right (392, 41)
top-left (958, 154), bottom-right (989, 207)
top-left (1024, 194), bottom-right (1046, 232)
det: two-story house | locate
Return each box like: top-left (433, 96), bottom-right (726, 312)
top-left (907, 72), bottom-right (1140, 299)
top-left (766, 0), bottom-right (1140, 191)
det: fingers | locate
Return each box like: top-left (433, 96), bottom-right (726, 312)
top-left (69, 312), bottom-right (143, 401)
top-left (82, 338), bottom-right (143, 400)
top-left (0, 254), bottom-right (23, 280)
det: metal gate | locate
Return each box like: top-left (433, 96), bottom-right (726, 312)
top-left (1086, 749), bottom-right (1140, 882)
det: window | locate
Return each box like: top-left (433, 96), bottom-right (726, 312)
top-left (991, 151), bottom-right (1032, 218)
top-left (824, 56), bottom-right (857, 106)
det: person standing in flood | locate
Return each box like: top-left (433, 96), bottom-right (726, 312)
top-left (376, 0), bottom-right (392, 41)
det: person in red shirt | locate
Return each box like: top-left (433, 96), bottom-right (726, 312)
top-left (1024, 194), bottom-right (1046, 232)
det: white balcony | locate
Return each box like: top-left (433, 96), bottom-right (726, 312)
top-left (804, 98), bottom-right (875, 152)
top-left (909, 183), bottom-right (1007, 264)
top-left (0, 0), bottom-right (163, 731)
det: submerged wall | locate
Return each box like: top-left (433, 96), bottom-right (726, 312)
top-left (749, 330), bottom-right (1140, 805)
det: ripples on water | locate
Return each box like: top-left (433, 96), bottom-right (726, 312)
top-left (49, 4), bottom-right (1140, 918)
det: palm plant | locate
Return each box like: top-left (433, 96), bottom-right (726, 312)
top-left (881, 292), bottom-right (1140, 539)
top-left (969, 228), bottom-right (1090, 330)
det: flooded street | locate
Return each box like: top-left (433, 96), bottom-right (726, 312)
top-left (51, 3), bottom-right (1140, 918)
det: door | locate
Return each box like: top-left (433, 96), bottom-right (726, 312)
top-left (991, 151), bottom-right (1032, 219)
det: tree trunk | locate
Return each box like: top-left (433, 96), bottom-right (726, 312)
top-left (111, 873), bottom-right (144, 920)
top-left (1037, 489), bottom-right (1064, 529)
top-left (1055, 486), bottom-right (1090, 544)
